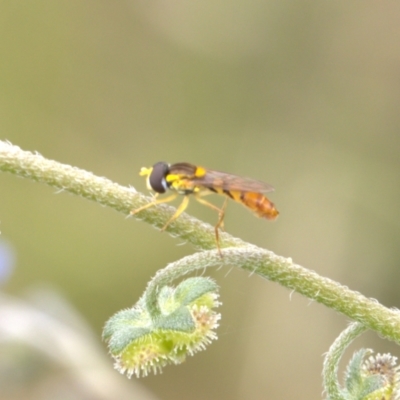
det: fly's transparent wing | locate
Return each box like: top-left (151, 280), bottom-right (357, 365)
top-left (192, 168), bottom-right (275, 193)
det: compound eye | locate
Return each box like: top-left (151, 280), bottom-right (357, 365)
top-left (149, 162), bottom-right (169, 193)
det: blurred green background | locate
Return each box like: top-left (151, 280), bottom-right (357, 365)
top-left (1, 1), bottom-right (400, 399)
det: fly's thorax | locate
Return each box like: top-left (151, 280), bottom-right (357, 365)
top-left (168, 179), bottom-right (197, 195)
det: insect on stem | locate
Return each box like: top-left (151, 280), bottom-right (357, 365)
top-left (131, 162), bottom-right (279, 256)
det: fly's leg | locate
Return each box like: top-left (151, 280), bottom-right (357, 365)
top-left (195, 196), bottom-right (228, 257)
top-left (131, 193), bottom-right (189, 232)
top-left (216, 197), bottom-right (228, 232)
top-left (160, 195), bottom-right (190, 231)
top-left (214, 198), bottom-right (228, 256)
top-left (130, 193), bottom-right (178, 215)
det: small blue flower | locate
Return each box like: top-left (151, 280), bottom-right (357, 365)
top-left (0, 240), bottom-right (16, 285)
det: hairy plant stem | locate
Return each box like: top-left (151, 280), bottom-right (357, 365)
top-left (2, 140), bottom-right (400, 344)
top-left (322, 322), bottom-right (368, 399)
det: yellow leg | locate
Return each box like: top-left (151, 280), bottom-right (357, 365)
top-left (160, 195), bottom-right (190, 231)
top-left (130, 193), bottom-right (178, 215)
top-left (195, 196), bottom-right (228, 256)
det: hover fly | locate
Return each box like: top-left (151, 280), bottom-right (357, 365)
top-left (131, 162), bottom-right (279, 254)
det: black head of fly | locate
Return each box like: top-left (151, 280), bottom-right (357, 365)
top-left (148, 162), bottom-right (170, 193)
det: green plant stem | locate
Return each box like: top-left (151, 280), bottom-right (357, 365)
top-left (144, 248), bottom-right (400, 344)
top-left (0, 140), bottom-right (244, 250)
top-left (322, 322), bottom-right (367, 399)
top-left (2, 140), bottom-right (400, 344)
